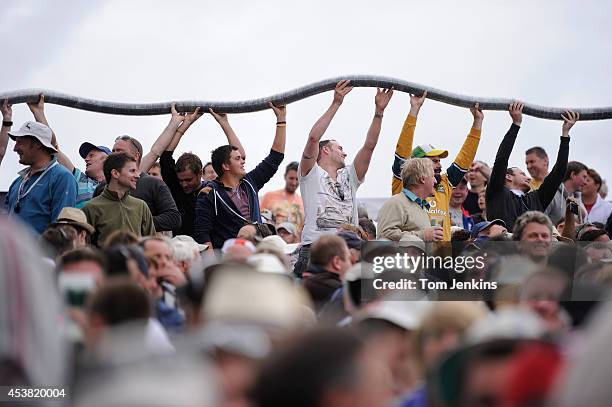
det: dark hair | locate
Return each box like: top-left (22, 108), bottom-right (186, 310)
top-left (58, 247), bottom-right (106, 270)
top-left (285, 161), bottom-right (299, 175)
top-left (211, 145), bottom-right (239, 178)
top-left (578, 229), bottom-right (609, 242)
top-left (525, 146), bottom-right (548, 160)
top-left (252, 329), bottom-right (363, 407)
top-left (359, 217), bottom-right (376, 239)
top-left (103, 152), bottom-right (137, 184)
top-left (310, 235), bottom-right (348, 267)
top-left (150, 161), bottom-right (160, 169)
top-left (40, 225), bottom-right (77, 258)
top-left (587, 168), bottom-right (603, 191)
top-left (88, 278), bottom-right (151, 325)
top-left (563, 161), bottom-right (588, 182)
top-left (317, 140), bottom-right (334, 162)
top-left (506, 167), bottom-right (518, 176)
top-left (176, 152), bottom-right (203, 175)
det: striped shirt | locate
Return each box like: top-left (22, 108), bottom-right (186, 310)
top-left (73, 168), bottom-right (100, 209)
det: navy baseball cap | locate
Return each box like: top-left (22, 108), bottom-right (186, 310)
top-left (79, 142), bottom-right (112, 159)
top-left (470, 219), bottom-right (506, 239)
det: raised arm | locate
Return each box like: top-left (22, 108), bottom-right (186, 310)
top-left (269, 102), bottom-right (286, 153)
top-left (353, 87), bottom-right (394, 182)
top-left (209, 108), bottom-right (246, 159)
top-left (537, 110), bottom-right (577, 208)
top-left (447, 104), bottom-right (484, 186)
top-left (487, 102), bottom-right (523, 200)
top-left (392, 91), bottom-right (427, 195)
top-left (27, 94), bottom-right (75, 172)
top-left (166, 107), bottom-right (202, 152)
top-left (139, 103), bottom-right (184, 173)
top-left (0, 100), bottom-right (11, 167)
top-left (300, 80), bottom-right (352, 177)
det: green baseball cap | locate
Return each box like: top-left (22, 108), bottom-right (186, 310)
top-left (411, 144), bottom-right (449, 159)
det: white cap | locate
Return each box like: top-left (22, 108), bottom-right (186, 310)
top-left (259, 235), bottom-right (298, 255)
top-left (172, 234), bottom-right (209, 252)
top-left (360, 300), bottom-right (431, 331)
top-left (247, 253), bottom-right (290, 275)
top-left (9, 121), bottom-right (57, 152)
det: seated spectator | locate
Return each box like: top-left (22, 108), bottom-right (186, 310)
top-left (337, 230), bottom-right (365, 264)
top-left (359, 217), bottom-right (377, 240)
top-left (470, 219), bottom-right (508, 246)
top-left (513, 211), bottom-right (554, 263)
top-left (40, 224), bottom-right (78, 260)
top-left (377, 158), bottom-right (442, 242)
top-left (221, 238), bottom-right (257, 263)
top-left (585, 242), bottom-right (612, 262)
top-left (103, 230), bottom-right (139, 248)
top-left (303, 235), bottom-right (352, 310)
top-left (82, 153), bottom-right (156, 245)
top-left (252, 328), bottom-right (392, 407)
top-left (277, 222), bottom-right (299, 244)
top-left (50, 207), bottom-right (95, 247)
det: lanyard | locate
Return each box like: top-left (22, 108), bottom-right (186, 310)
top-left (13, 161), bottom-right (59, 208)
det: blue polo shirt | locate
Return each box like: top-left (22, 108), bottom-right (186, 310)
top-left (5, 158), bottom-right (78, 234)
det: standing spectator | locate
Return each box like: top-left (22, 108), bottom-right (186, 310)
top-left (147, 162), bottom-right (162, 179)
top-left (486, 102), bottom-right (577, 231)
top-left (5, 121), bottom-right (77, 234)
top-left (465, 160), bottom-right (490, 215)
top-left (156, 107), bottom-right (208, 237)
top-left (202, 162), bottom-right (217, 181)
top-left (82, 153), bottom-right (155, 245)
top-left (94, 131), bottom-right (181, 233)
top-left (25, 94), bottom-right (110, 208)
top-left (583, 168), bottom-right (612, 225)
top-left (505, 167), bottom-right (532, 196)
top-left (194, 104), bottom-right (286, 249)
top-left (295, 80), bottom-right (393, 277)
top-left (391, 91), bottom-right (484, 241)
top-left (0, 99), bottom-right (12, 168)
top-left (260, 161), bottom-right (305, 234)
top-left (525, 146), bottom-right (549, 190)
top-left (377, 158), bottom-right (441, 242)
top-left (449, 177), bottom-right (474, 231)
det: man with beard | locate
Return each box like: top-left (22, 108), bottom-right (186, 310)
top-left (260, 161), bottom-right (305, 234)
top-left (82, 152), bottom-right (155, 246)
top-left (391, 91), bottom-right (484, 241)
top-left (513, 211), bottom-right (554, 264)
top-left (295, 80), bottom-right (393, 277)
top-left (486, 102), bottom-right (578, 231)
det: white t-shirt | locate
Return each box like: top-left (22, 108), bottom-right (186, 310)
top-left (299, 163), bottom-right (363, 245)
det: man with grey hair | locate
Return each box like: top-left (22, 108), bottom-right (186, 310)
top-left (512, 210), bottom-right (554, 263)
top-left (377, 158), bottom-right (442, 241)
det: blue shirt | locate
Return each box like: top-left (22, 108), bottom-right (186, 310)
top-left (402, 188), bottom-right (430, 210)
top-left (73, 168), bottom-right (100, 209)
top-left (5, 158), bottom-right (78, 234)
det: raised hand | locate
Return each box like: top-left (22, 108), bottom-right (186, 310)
top-left (333, 80), bottom-right (353, 105)
top-left (170, 103), bottom-right (185, 125)
top-left (209, 108), bottom-right (230, 126)
top-left (509, 101), bottom-right (524, 126)
top-left (268, 102), bottom-right (286, 121)
top-left (561, 110), bottom-right (579, 136)
top-left (27, 93), bottom-right (46, 119)
top-left (375, 87), bottom-right (394, 114)
top-left (1, 99), bottom-right (12, 120)
top-left (410, 90), bottom-right (427, 109)
top-left (470, 103), bottom-right (484, 121)
top-left (182, 106), bottom-right (203, 127)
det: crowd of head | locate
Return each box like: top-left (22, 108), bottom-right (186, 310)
top-left (1, 81), bottom-right (612, 406)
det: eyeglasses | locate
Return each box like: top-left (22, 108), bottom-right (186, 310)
top-left (114, 135), bottom-right (142, 156)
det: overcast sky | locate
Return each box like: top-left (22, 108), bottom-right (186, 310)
top-left (2, 0), bottom-right (612, 197)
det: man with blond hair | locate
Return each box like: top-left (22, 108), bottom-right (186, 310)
top-left (377, 158), bottom-right (442, 241)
